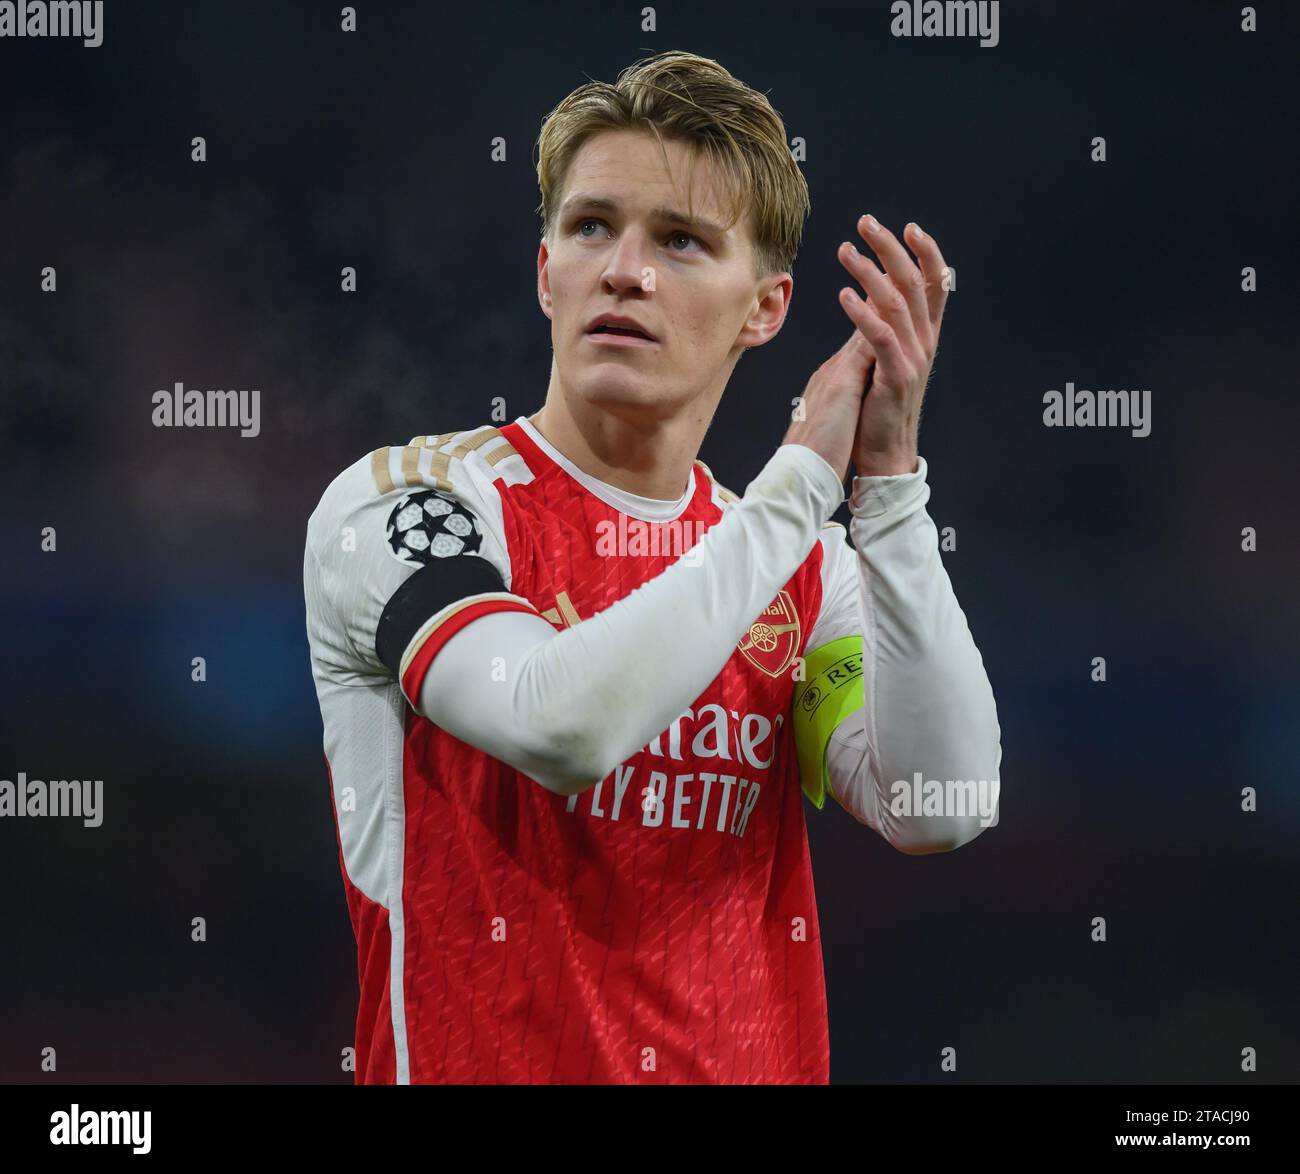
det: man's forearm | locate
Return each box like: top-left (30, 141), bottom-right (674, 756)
top-left (420, 443), bottom-right (845, 794)
top-left (828, 461), bottom-right (1002, 851)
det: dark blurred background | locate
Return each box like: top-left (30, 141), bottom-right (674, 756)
top-left (1, 0), bottom-right (1296, 1083)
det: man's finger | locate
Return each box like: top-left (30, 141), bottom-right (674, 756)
top-left (903, 222), bottom-right (951, 335)
top-left (838, 286), bottom-right (910, 390)
top-left (855, 215), bottom-right (930, 350)
top-left (838, 243), bottom-right (921, 359)
top-left (841, 323), bottom-right (876, 360)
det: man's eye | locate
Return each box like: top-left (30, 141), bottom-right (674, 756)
top-left (575, 218), bottom-right (702, 253)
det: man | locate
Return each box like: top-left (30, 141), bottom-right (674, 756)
top-left (304, 50), bottom-right (1001, 1084)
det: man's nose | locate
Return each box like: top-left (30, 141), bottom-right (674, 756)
top-left (602, 229), bottom-right (656, 291)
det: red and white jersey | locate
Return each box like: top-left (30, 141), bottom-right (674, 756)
top-left (304, 416), bottom-right (861, 1083)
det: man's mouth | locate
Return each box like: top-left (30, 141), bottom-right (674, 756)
top-left (588, 324), bottom-right (654, 340)
top-left (586, 324), bottom-right (658, 347)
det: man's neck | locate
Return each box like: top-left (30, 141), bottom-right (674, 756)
top-left (528, 396), bottom-right (710, 502)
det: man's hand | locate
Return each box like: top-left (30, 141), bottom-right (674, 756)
top-left (837, 215), bottom-right (950, 477)
top-left (781, 324), bottom-right (877, 484)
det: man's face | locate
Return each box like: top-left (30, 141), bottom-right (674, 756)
top-left (537, 129), bottom-right (789, 419)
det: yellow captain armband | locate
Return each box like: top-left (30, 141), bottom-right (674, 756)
top-left (791, 635), bottom-right (865, 810)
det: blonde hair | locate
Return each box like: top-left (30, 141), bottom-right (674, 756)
top-left (534, 51), bottom-right (810, 280)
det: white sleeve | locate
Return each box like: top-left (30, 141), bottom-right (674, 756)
top-left (417, 442), bottom-right (846, 795)
top-left (817, 457), bottom-right (1003, 853)
top-left (304, 443), bottom-right (539, 690)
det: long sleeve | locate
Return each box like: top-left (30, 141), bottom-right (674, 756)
top-left (813, 457), bottom-right (1002, 854)
top-left (416, 442), bottom-right (847, 795)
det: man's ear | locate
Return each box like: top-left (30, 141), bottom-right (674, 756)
top-left (738, 270), bottom-right (793, 349)
top-left (537, 240), bottom-right (553, 321)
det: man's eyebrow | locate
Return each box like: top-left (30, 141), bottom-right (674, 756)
top-left (560, 195), bottom-right (728, 238)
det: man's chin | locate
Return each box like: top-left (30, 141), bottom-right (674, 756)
top-left (567, 371), bottom-right (678, 420)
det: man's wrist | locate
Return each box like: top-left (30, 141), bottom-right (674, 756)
top-left (854, 451), bottom-right (918, 477)
top-left (767, 442), bottom-right (847, 518)
top-left (849, 455), bottom-right (929, 521)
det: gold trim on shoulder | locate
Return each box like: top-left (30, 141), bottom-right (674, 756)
top-left (485, 441), bottom-right (520, 466)
top-left (370, 447), bottom-right (395, 494)
top-left (448, 427), bottom-right (505, 460)
top-left (409, 431), bottom-right (460, 450)
top-left (380, 426), bottom-right (517, 495)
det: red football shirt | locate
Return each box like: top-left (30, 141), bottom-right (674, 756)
top-left (304, 417), bottom-right (840, 1083)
